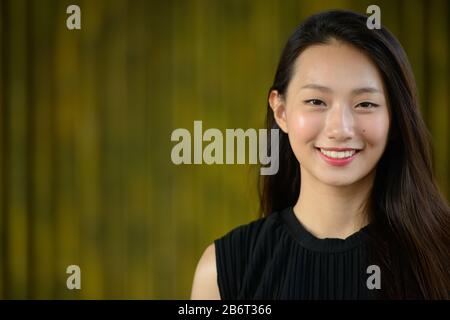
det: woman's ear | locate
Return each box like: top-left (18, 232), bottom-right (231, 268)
top-left (269, 90), bottom-right (288, 133)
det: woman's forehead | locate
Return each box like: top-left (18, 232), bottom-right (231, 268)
top-left (290, 42), bottom-right (385, 93)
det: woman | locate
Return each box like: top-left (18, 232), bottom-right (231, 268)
top-left (190, 10), bottom-right (450, 299)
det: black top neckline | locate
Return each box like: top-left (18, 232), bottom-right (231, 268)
top-left (280, 206), bottom-right (369, 253)
top-left (216, 207), bottom-right (376, 299)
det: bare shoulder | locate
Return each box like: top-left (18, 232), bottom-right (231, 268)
top-left (190, 243), bottom-right (221, 300)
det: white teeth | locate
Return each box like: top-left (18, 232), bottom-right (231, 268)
top-left (320, 148), bottom-right (356, 159)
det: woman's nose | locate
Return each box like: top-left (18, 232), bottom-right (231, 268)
top-left (325, 104), bottom-right (355, 140)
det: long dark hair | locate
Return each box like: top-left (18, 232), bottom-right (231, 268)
top-left (259, 10), bottom-right (450, 299)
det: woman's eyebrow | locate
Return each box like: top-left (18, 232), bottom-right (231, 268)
top-left (300, 84), bottom-right (381, 95)
top-left (352, 86), bottom-right (381, 95)
top-left (300, 84), bottom-right (332, 92)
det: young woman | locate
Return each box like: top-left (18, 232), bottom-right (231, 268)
top-left (191, 10), bottom-right (450, 300)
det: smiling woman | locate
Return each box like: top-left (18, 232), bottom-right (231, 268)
top-left (191, 10), bottom-right (450, 300)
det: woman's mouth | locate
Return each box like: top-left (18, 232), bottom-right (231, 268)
top-left (315, 147), bottom-right (361, 166)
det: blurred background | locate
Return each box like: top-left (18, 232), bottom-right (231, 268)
top-left (0, 0), bottom-right (449, 299)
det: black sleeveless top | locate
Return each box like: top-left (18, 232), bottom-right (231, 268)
top-left (214, 206), bottom-right (379, 300)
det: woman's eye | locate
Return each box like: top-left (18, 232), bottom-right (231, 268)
top-left (357, 102), bottom-right (379, 108)
top-left (305, 99), bottom-right (326, 106)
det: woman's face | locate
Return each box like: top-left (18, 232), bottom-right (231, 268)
top-left (270, 40), bottom-right (390, 187)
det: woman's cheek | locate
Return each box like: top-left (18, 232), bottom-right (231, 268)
top-left (359, 114), bottom-right (390, 147)
top-left (288, 111), bottom-right (323, 142)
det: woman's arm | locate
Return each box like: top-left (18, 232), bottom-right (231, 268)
top-left (190, 243), bottom-right (221, 299)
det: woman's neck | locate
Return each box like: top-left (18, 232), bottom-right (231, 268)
top-left (293, 168), bottom-right (374, 239)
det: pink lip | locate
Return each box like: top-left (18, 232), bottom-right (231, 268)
top-left (319, 147), bottom-right (359, 151)
top-left (316, 148), bottom-right (359, 167)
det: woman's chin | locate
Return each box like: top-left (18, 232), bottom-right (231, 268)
top-left (316, 174), bottom-right (360, 187)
